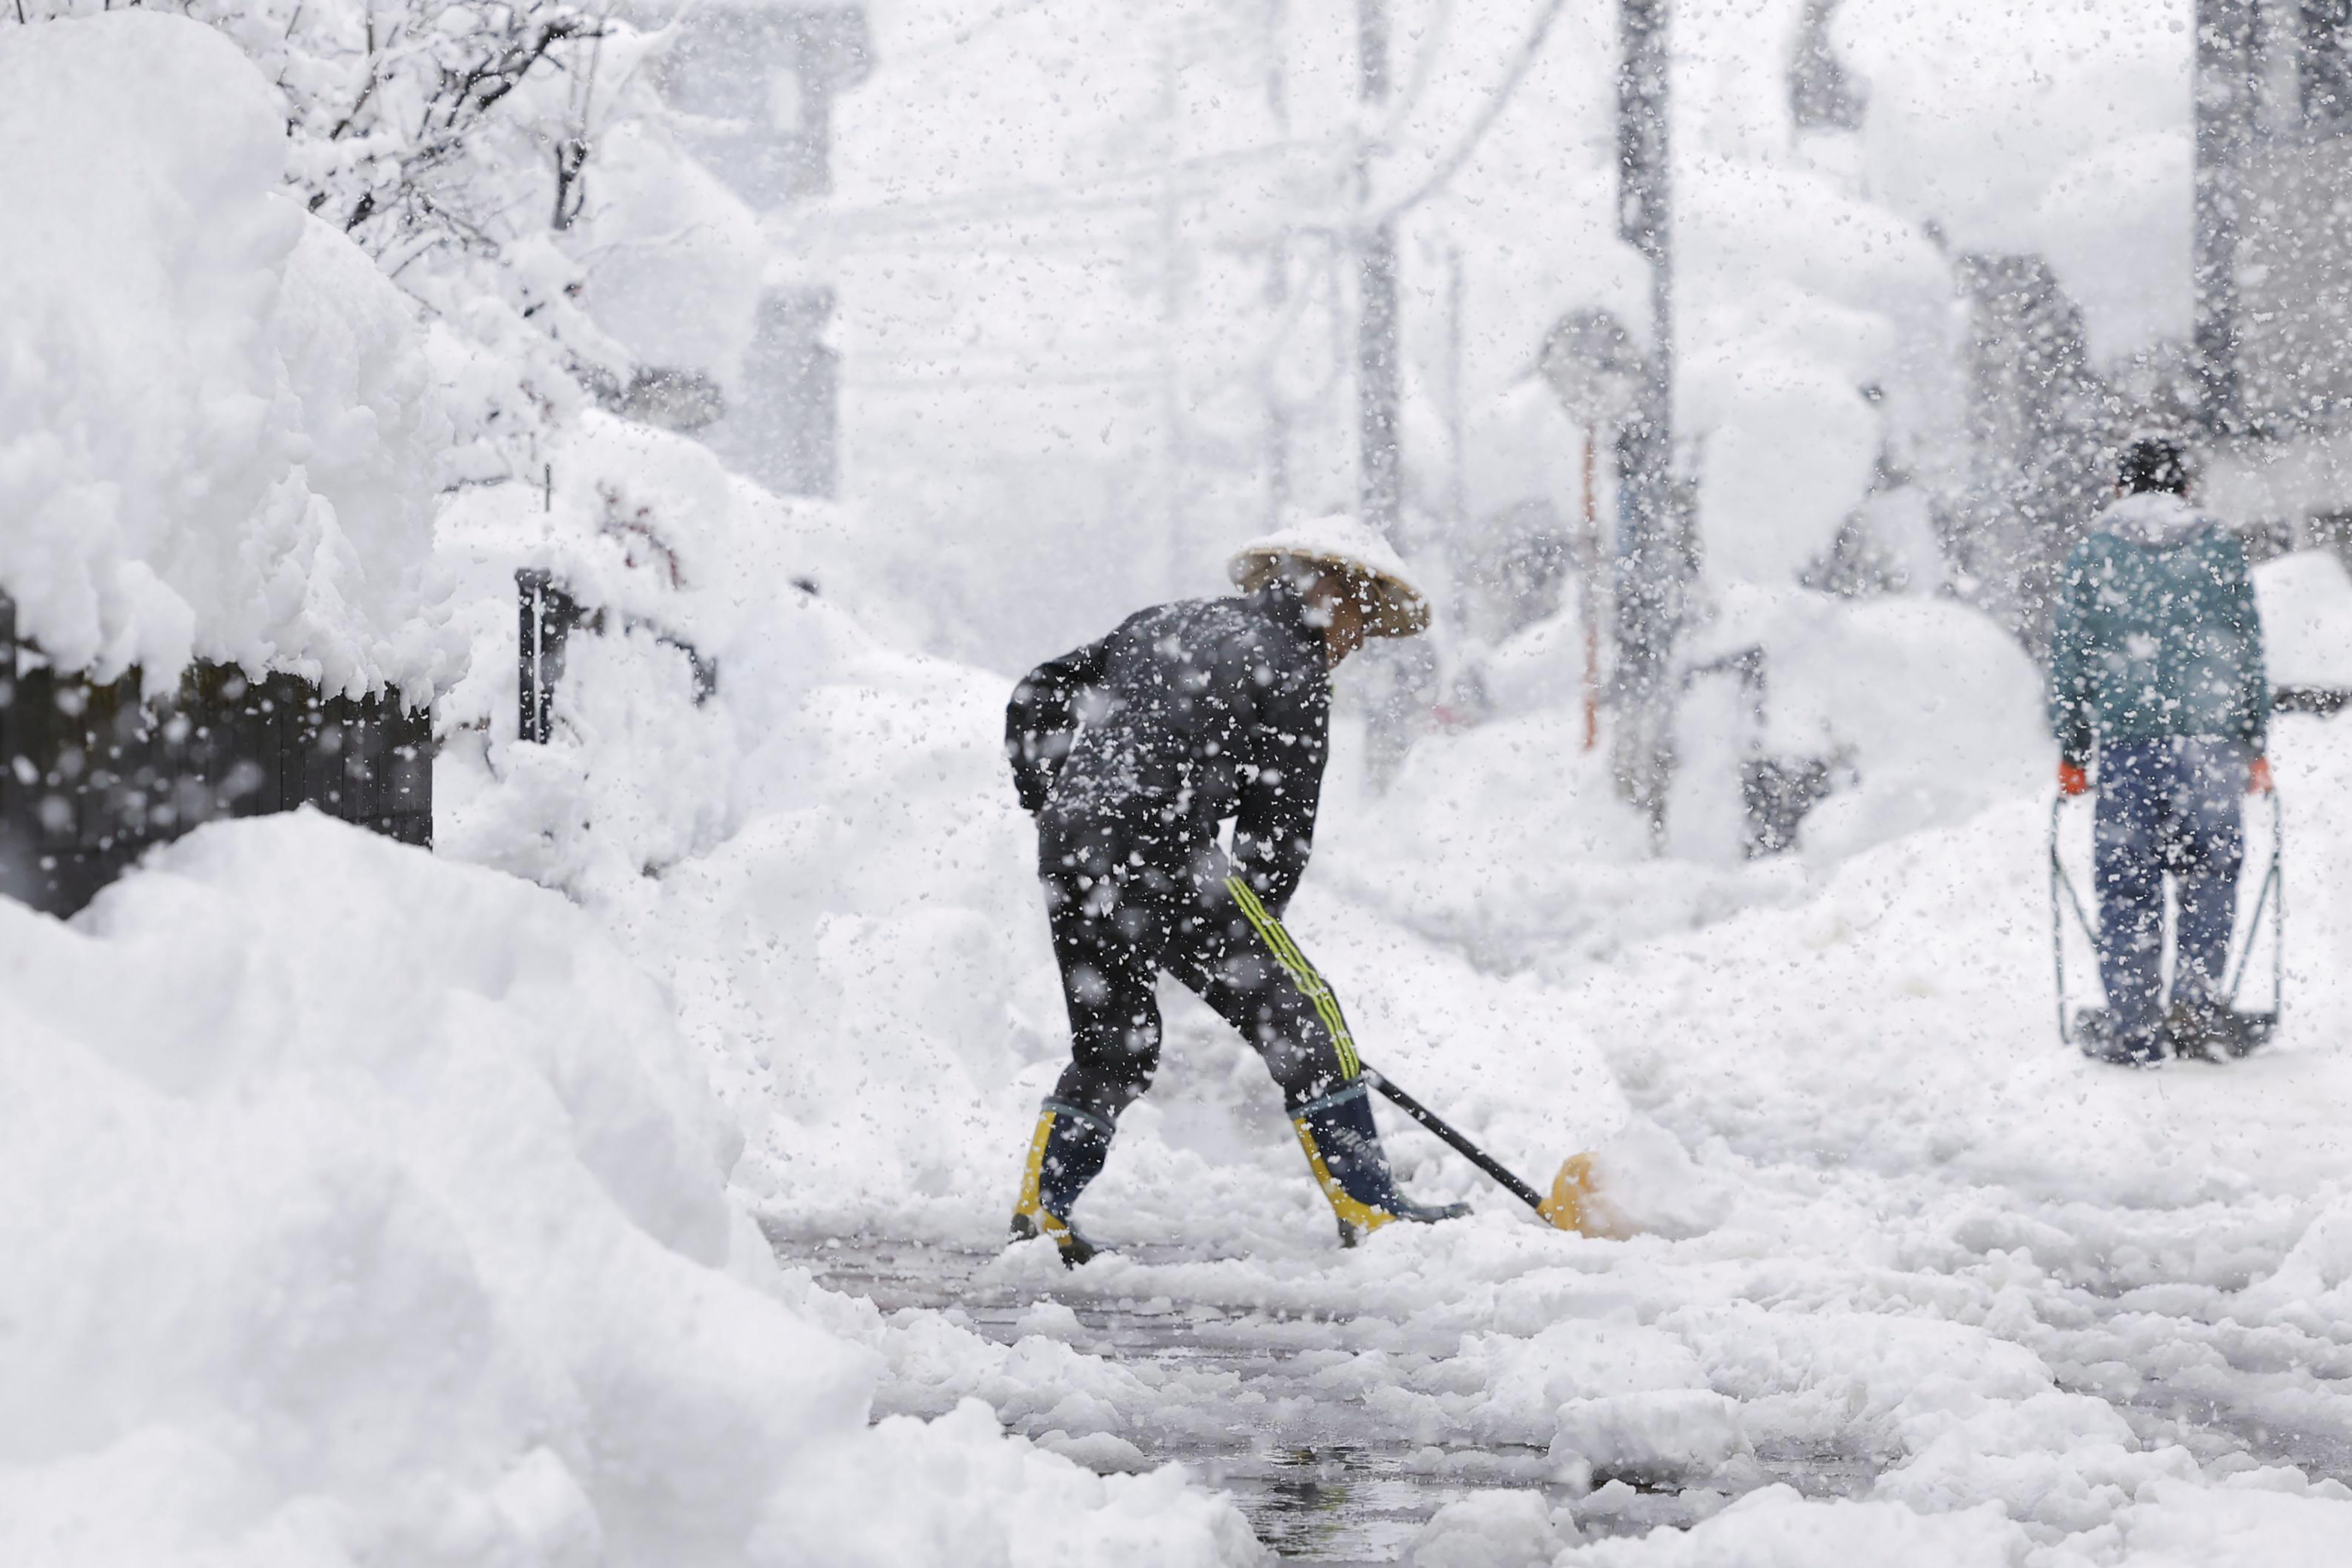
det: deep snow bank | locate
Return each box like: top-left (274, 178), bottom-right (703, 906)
top-left (0, 13), bottom-right (452, 701)
top-left (0, 814), bottom-right (1257, 1566)
top-left (1678, 588), bottom-right (2048, 861)
top-left (1582, 702), bottom-right (2352, 1212)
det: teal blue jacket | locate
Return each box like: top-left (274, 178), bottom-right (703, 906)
top-left (2048, 502), bottom-right (2268, 767)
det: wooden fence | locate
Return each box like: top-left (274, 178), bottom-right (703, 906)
top-left (0, 595), bottom-right (431, 917)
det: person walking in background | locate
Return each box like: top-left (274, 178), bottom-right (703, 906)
top-left (2050, 432), bottom-right (2272, 1067)
top-left (1002, 516), bottom-right (1468, 1264)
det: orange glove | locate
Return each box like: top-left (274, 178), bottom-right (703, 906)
top-left (2249, 755), bottom-right (2274, 794)
top-left (2058, 761), bottom-right (2091, 797)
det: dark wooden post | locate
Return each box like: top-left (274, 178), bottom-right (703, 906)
top-left (1614, 0), bottom-right (1683, 841)
top-left (516, 569), bottom-right (585, 743)
top-left (517, 569), bottom-right (555, 743)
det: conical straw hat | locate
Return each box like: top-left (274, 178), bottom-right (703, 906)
top-left (1227, 513), bottom-right (1431, 638)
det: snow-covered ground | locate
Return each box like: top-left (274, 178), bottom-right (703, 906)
top-left (423, 415), bottom-right (2352, 1560)
top-left (18, 602), bottom-right (2350, 1563)
top-left (14, 4), bottom-right (2352, 1564)
top-left (693, 668), bottom-right (2352, 1565)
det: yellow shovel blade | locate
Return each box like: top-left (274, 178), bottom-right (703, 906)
top-left (1536, 1151), bottom-right (1605, 1236)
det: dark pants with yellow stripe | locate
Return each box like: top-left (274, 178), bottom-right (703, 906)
top-left (1038, 819), bottom-right (1359, 1132)
top-left (1016, 814), bottom-right (1455, 1251)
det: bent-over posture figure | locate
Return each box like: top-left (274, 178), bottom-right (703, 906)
top-left (1004, 518), bottom-right (1467, 1263)
top-left (2050, 433), bottom-right (2272, 1065)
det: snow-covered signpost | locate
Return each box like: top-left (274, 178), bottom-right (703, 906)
top-left (1613, 0), bottom-right (1684, 840)
top-left (1540, 309), bottom-right (1642, 756)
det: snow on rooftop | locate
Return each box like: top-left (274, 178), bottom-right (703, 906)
top-left (0, 12), bottom-right (455, 705)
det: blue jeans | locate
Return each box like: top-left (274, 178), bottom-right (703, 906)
top-left (2094, 737), bottom-right (2246, 1044)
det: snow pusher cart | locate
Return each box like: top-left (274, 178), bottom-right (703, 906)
top-left (2048, 790), bottom-right (2282, 1061)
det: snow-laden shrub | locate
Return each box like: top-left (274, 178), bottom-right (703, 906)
top-left (432, 414), bottom-right (876, 896)
top-left (12, 0), bottom-right (765, 485)
top-left (0, 12), bottom-right (455, 700)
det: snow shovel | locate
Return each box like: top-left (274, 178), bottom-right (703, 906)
top-left (2048, 789), bottom-right (2282, 1061)
top-left (1358, 1064), bottom-right (1605, 1235)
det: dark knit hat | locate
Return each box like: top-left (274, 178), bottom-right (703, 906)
top-left (2117, 430), bottom-right (2190, 496)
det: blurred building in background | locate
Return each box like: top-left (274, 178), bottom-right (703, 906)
top-left (2197, 0), bottom-right (2352, 556)
top-left (1944, 254), bottom-right (2127, 652)
top-left (1787, 0), bottom-right (1866, 135)
top-left (652, 4), bottom-right (870, 207)
top-left (640, 0), bottom-right (871, 497)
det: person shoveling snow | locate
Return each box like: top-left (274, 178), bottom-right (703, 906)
top-left (1002, 515), bottom-right (1471, 1264)
top-left (2050, 432), bottom-right (2273, 1067)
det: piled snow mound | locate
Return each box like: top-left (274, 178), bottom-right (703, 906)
top-left (437, 411), bottom-right (873, 663)
top-left (0, 814), bottom-right (1255, 1567)
top-left (1408, 1490), bottom-right (1575, 1566)
top-left (1840, 0), bottom-right (2192, 361)
top-left (1692, 588), bottom-right (2048, 862)
top-left (762, 1399), bottom-right (1260, 1567)
top-left (604, 601), bottom-right (1096, 1235)
top-left (2254, 548), bottom-right (2352, 689)
top-left (1316, 694), bottom-right (1723, 973)
top-left (1475, 602), bottom-right (1599, 721)
top-left (1583, 707), bottom-right (2352, 1209)
top-left (0, 13), bottom-right (453, 702)
top-left (577, 118), bottom-right (768, 398)
top-left (1557, 1487), bottom-right (2025, 1566)
top-left (1633, 588), bottom-right (2051, 863)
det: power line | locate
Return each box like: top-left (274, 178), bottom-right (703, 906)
top-left (1370, 0), bottom-right (1569, 225)
top-left (787, 134), bottom-right (1351, 244)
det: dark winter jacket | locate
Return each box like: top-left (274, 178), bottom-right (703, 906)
top-left (1006, 583), bottom-right (1329, 914)
top-left (2048, 494), bottom-right (2269, 768)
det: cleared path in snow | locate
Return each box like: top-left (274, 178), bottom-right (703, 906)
top-left (769, 1233), bottom-right (1881, 1563)
top-left (761, 713), bottom-right (2352, 1563)
top-left (773, 1130), bottom-right (2352, 1562)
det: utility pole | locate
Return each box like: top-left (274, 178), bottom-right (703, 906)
top-left (1579, 426), bottom-right (1600, 753)
top-left (2194, 0), bottom-right (2256, 435)
top-left (1265, 0), bottom-right (1293, 528)
top-left (1613, 0), bottom-right (1680, 838)
top-left (1157, 31), bottom-right (1186, 590)
top-left (1358, 0), bottom-right (1401, 538)
top-left (1355, 0), bottom-right (1418, 793)
top-left (1445, 243), bottom-right (1466, 535)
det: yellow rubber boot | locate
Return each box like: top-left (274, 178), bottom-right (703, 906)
top-left (1008, 1100), bottom-right (1113, 1266)
top-left (1292, 1081), bottom-right (1470, 1247)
